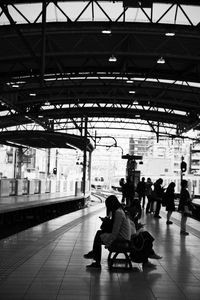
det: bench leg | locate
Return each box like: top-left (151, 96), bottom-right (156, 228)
top-left (108, 251), bottom-right (132, 269)
top-left (108, 252), bottom-right (117, 269)
top-left (107, 251), bottom-right (112, 262)
top-left (124, 252), bottom-right (132, 269)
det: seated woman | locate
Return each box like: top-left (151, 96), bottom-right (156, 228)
top-left (84, 195), bottom-right (162, 269)
top-left (84, 195), bottom-right (131, 268)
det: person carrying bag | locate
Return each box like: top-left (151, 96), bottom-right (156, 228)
top-left (178, 180), bottom-right (195, 235)
top-left (152, 178), bottom-right (164, 219)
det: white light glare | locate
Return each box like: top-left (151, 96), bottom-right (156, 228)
top-left (157, 57), bottom-right (165, 64)
top-left (109, 55), bottom-right (117, 62)
top-left (102, 29), bottom-right (111, 34)
top-left (165, 32), bottom-right (175, 36)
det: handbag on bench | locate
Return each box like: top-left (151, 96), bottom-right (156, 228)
top-left (129, 231), bottom-right (154, 263)
top-left (100, 217), bottom-right (113, 233)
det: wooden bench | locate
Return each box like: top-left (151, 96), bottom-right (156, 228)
top-left (107, 240), bottom-right (132, 269)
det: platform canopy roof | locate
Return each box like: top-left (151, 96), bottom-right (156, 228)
top-left (0, 0), bottom-right (200, 149)
top-left (0, 130), bottom-right (93, 151)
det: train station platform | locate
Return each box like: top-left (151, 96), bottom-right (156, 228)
top-left (0, 195), bottom-right (200, 300)
top-left (0, 191), bottom-right (89, 239)
top-left (0, 191), bottom-right (84, 213)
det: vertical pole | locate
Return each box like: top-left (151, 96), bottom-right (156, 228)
top-left (180, 156), bottom-right (184, 185)
top-left (55, 149), bottom-right (58, 169)
top-left (83, 117), bottom-right (88, 195)
top-left (47, 148), bottom-right (50, 176)
top-left (41, 1), bottom-right (46, 84)
top-left (88, 150), bottom-right (92, 196)
top-left (55, 149), bottom-right (58, 178)
top-left (47, 120), bottom-right (54, 176)
top-left (18, 148), bottom-right (23, 179)
top-left (132, 158), bottom-right (135, 199)
top-left (180, 170), bottom-right (183, 183)
top-left (13, 147), bottom-right (17, 178)
top-left (156, 122), bottom-right (159, 143)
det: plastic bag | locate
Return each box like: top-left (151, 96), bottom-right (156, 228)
top-left (183, 205), bottom-right (192, 217)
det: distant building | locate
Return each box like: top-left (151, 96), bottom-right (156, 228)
top-left (190, 143), bottom-right (200, 175)
top-left (128, 135), bottom-right (191, 179)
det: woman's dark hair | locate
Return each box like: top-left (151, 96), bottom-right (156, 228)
top-left (156, 178), bottom-right (163, 185)
top-left (167, 182), bottom-right (175, 192)
top-left (181, 180), bottom-right (188, 188)
top-left (105, 195), bottom-right (122, 216)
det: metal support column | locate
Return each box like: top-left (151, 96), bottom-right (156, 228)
top-left (83, 117), bottom-right (88, 195)
top-left (13, 147), bottom-right (17, 179)
top-left (47, 120), bottom-right (54, 176)
top-left (16, 147), bottom-right (23, 179)
top-left (47, 148), bottom-right (51, 176)
top-left (88, 150), bottom-right (92, 195)
top-left (41, 1), bottom-right (47, 83)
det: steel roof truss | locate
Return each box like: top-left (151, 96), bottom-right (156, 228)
top-left (11, 3), bottom-right (31, 24)
top-left (177, 3), bottom-right (194, 26)
top-left (0, 4), bottom-right (40, 69)
top-left (54, 1), bottom-right (72, 22)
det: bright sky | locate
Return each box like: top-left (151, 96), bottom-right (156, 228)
top-left (0, 1), bottom-right (200, 25)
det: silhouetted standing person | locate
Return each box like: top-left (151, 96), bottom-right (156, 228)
top-left (153, 178), bottom-right (164, 219)
top-left (146, 177), bottom-right (153, 214)
top-left (119, 178), bottom-right (126, 204)
top-left (164, 182), bottom-right (176, 225)
top-left (178, 180), bottom-right (192, 235)
top-left (136, 177), bottom-right (146, 209)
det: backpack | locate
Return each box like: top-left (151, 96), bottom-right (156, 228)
top-left (100, 217), bottom-right (113, 233)
top-left (129, 231), bottom-right (154, 263)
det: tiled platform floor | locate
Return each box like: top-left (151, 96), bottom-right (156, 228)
top-left (0, 197), bottom-right (200, 300)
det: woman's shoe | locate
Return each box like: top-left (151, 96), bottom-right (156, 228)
top-left (166, 221), bottom-right (173, 225)
top-left (180, 230), bottom-right (189, 235)
top-left (148, 253), bottom-right (162, 259)
top-left (154, 215), bottom-right (162, 219)
top-left (83, 251), bottom-right (94, 259)
top-left (142, 261), bottom-right (156, 268)
top-left (86, 262), bottom-right (101, 269)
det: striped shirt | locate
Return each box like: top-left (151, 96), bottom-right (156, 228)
top-left (101, 208), bottom-right (131, 247)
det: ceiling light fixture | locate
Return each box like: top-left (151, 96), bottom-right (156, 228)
top-left (129, 90), bottom-right (135, 94)
top-left (126, 79), bottom-right (134, 83)
top-left (109, 54), bottom-right (117, 62)
top-left (102, 29), bottom-right (111, 34)
top-left (157, 57), bottom-right (165, 64)
top-left (165, 32), bottom-right (175, 36)
top-left (29, 93), bottom-right (36, 96)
